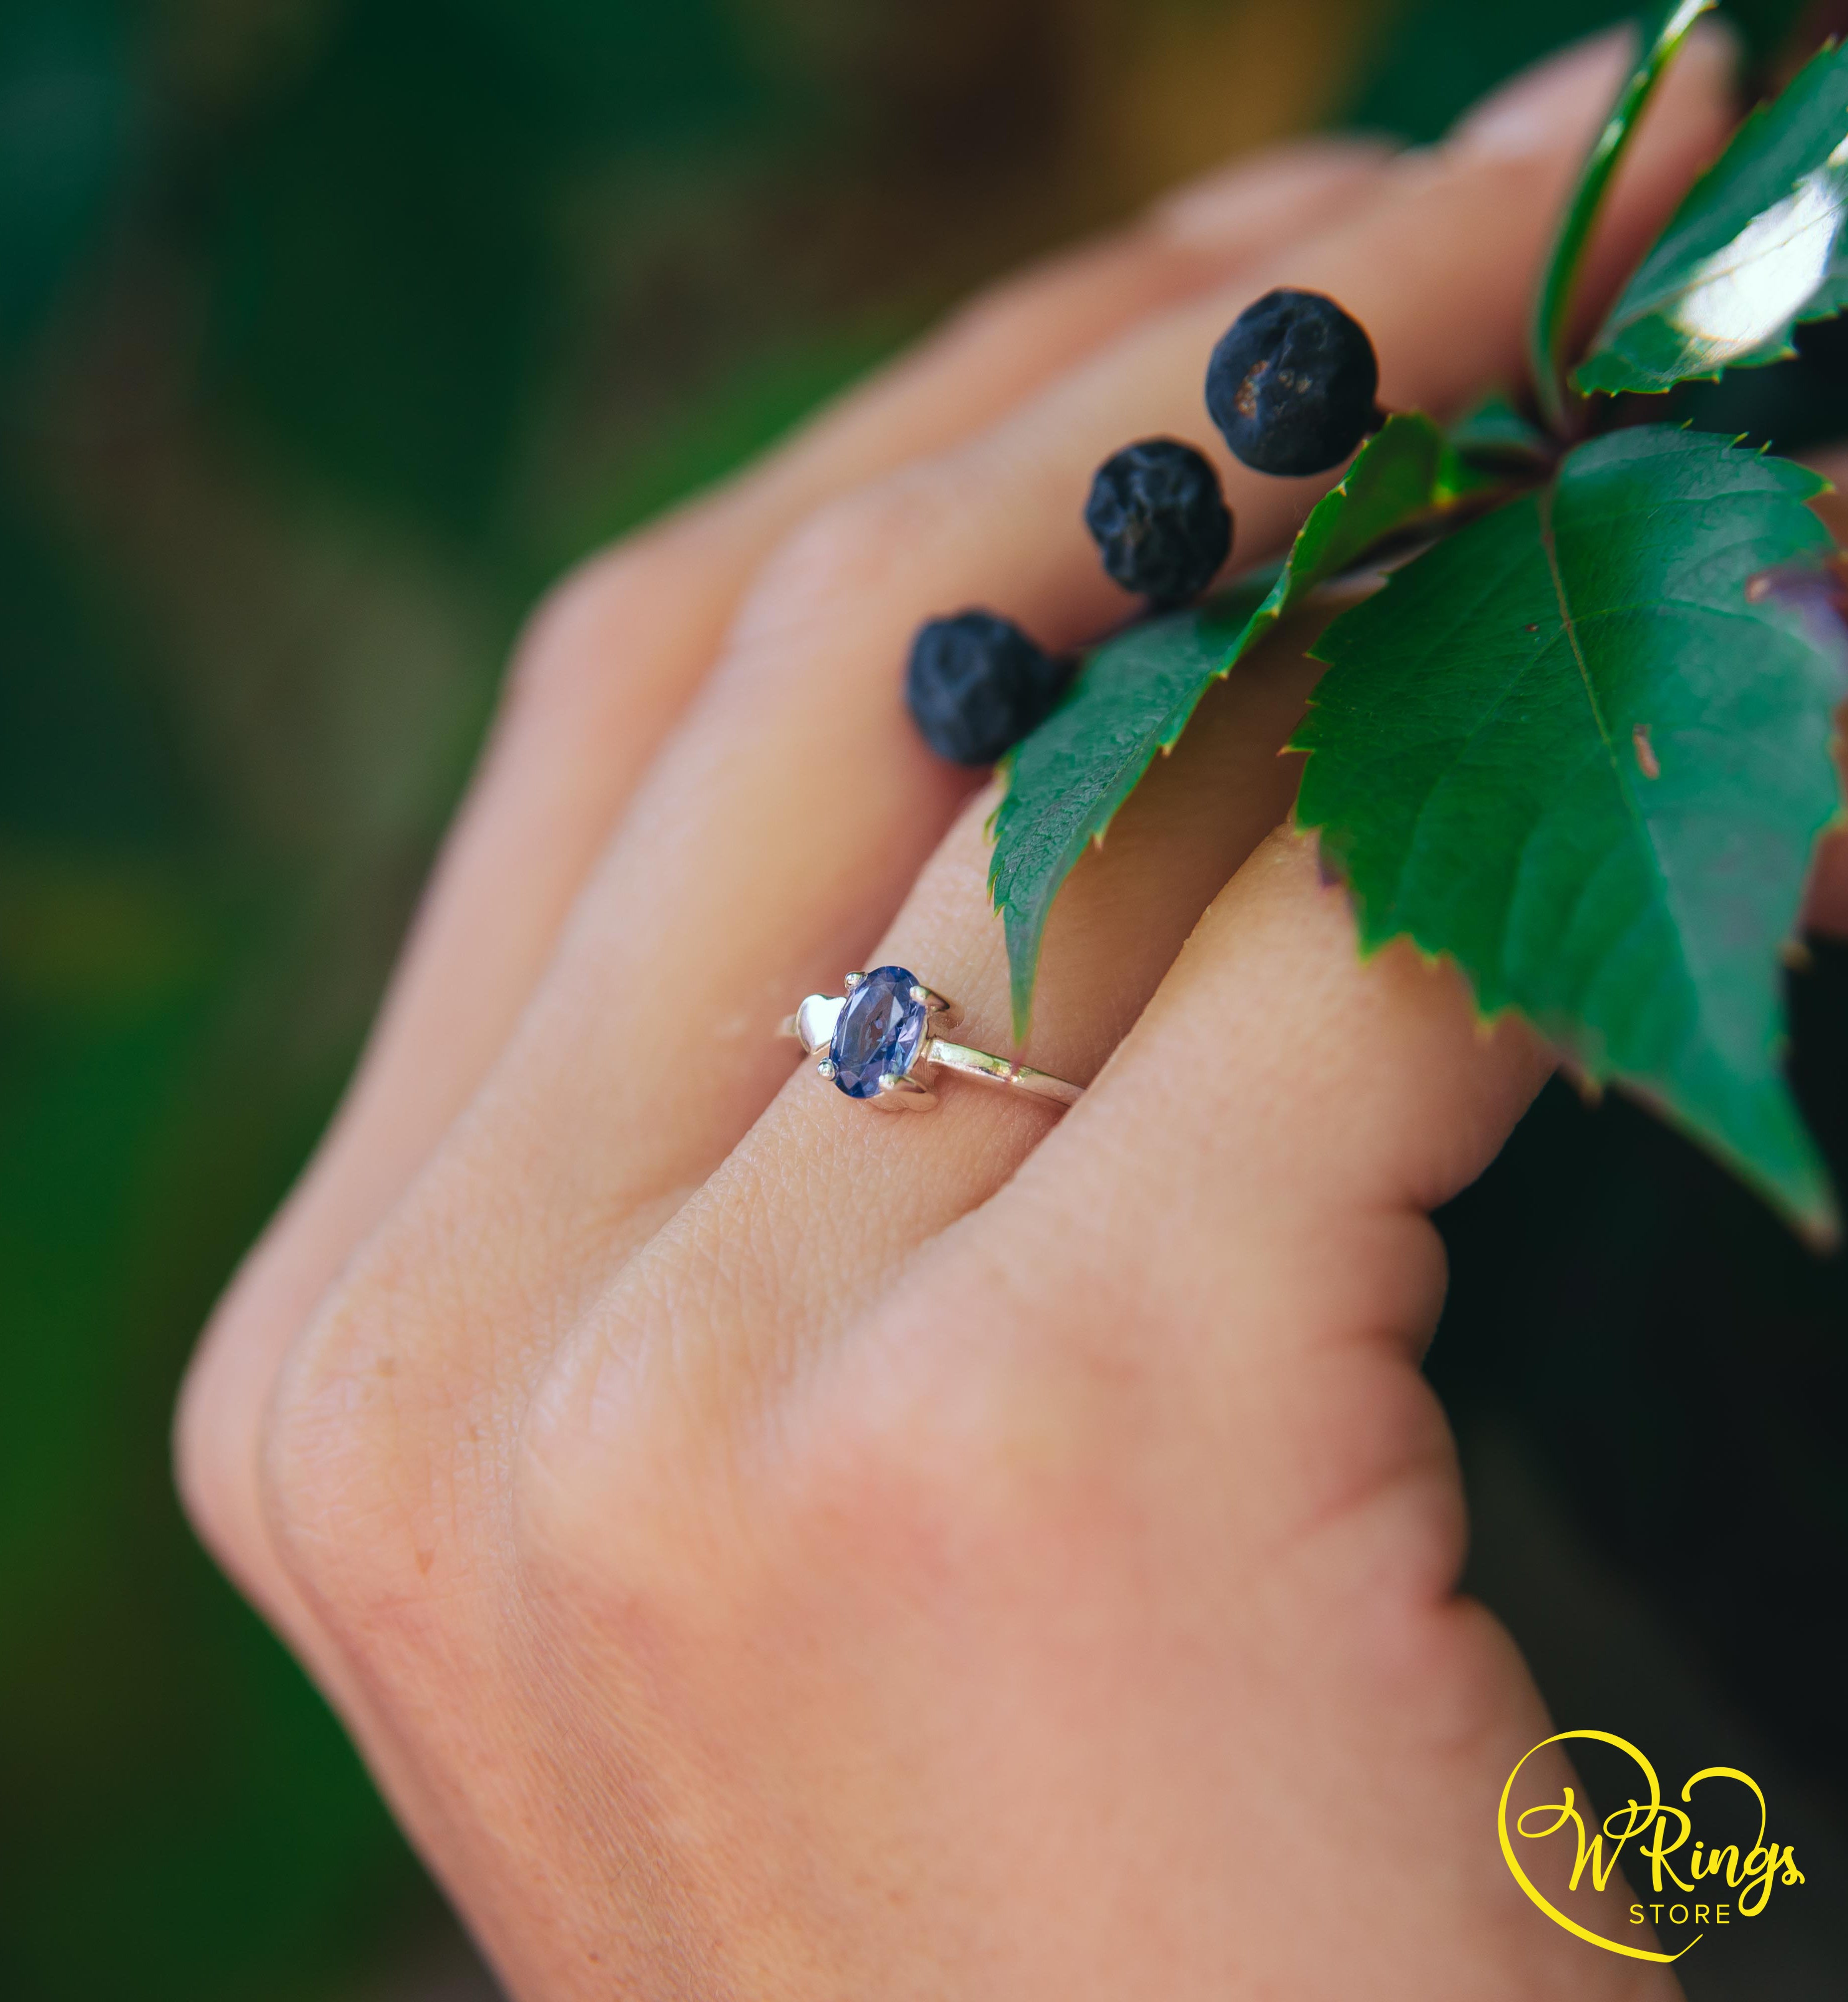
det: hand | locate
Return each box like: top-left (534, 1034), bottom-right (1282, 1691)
top-left (180, 30), bottom-right (1744, 1999)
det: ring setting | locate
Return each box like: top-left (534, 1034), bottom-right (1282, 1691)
top-left (781, 966), bottom-right (1082, 1113)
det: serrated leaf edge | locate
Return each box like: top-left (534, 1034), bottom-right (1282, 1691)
top-left (1291, 818), bottom-right (1838, 1242)
top-left (990, 414), bottom-right (1470, 1041)
top-left (1289, 432), bottom-right (1843, 1243)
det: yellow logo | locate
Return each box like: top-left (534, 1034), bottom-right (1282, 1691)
top-left (1498, 1729), bottom-right (1804, 1963)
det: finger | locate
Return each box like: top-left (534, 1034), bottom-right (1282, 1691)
top-left (1006, 830), bottom-right (1552, 1353)
top-left (746, 136), bottom-right (1396, 521)
top-left (592, 622), bottom-right (1335, 1414)
top-left (178, 137), bottom-right (1393, 1607)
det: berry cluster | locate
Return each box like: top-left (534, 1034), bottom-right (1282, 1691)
top-left (905, 288), bottom-right (1379, 767)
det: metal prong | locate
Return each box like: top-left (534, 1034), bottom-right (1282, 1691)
top-left (844, 971), bottom-right (866, 989)
top-left (816, 1059), bottom-right (837, 1079)
top-left (872, 1070), bottom-right (936, 1111)
top-left (909, 983), bottom-right (951, 1013)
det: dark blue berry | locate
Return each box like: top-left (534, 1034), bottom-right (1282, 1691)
top-left (905, 611), bottom-right (1071, 765)
top-left (1205, 289), bottom-right (1380, 478)
top-left (1083, 438), bottom-right (1232, 607)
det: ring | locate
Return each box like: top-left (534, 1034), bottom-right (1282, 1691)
top-left (780, 965), bottom-right (1082, 1113)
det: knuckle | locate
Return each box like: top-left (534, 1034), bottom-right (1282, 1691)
top-left (504, 545), bottom-right (640, 714)
top-left (173, 1300), bottom-right (269, 1581)
top-left (780, 1300), bottom-right (1148, 1599)
top-left (730, 471), bottom-right (944, 652)
top-left (500, 512), bottom-right (719, 722)
top-left (502, 1277), bottom-right (1147, 1681)
top-left (512, 1304), bottom-right (718, 1590)
top-left (255, 1208), bottom-right (491, 1635)
top-left (509, 1346), bottom-right (761, 1698)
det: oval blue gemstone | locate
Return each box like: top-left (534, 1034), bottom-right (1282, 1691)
top-left (828, 966), bottom-right (928, 1099)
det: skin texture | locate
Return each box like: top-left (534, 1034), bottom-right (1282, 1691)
top-left (176, 25), bottom-right (1833, 1999)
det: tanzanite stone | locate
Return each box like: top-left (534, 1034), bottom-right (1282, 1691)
top-left (828, 966), bottom-right (928, 1099)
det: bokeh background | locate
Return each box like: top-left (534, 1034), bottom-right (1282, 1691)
top-left (4, 1), bottom-right (1846, 1996)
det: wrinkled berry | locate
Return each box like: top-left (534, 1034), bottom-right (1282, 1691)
top-left (1083, 438), bottom-right (1232, 607)
top-left (1205, 289), bottom-right (1380, 477)
top-left (905, 610), bottom-right (1070, 765)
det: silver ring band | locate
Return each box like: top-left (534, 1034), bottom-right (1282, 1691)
top-left (781, 967), bottom-right (1081, 1113)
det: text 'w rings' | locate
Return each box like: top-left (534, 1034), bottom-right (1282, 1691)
top-left (779, 966), bottom-right (1082, 1113)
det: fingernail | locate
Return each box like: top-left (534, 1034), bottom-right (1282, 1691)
top-left (1450, 27), bottom-right (1638, 159)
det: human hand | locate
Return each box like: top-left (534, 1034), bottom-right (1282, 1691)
top-left (180, 29), bottom-right (1750, 1998)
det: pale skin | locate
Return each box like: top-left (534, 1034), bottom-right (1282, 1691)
top-left (176, 25), bottom-right (1838, 1998)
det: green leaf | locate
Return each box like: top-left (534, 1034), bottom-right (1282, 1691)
top-left (989, 413), bottom-right (1482, 1040)
top-left (1296, 425), bottom-right (1843, 1236)
top-left (1447, 389), bottom-right (1556, 471)
top-left (1529, 0), bottom-right (1716, 433)
top-left (1576, 41), bottom-right (1848, 396)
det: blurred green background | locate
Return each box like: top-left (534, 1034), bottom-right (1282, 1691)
top-left (2, 2), bottom-right (1844, 1997)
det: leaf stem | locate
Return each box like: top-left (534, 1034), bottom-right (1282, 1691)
top-left (1529, 0), bottom-right (1716, 436)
